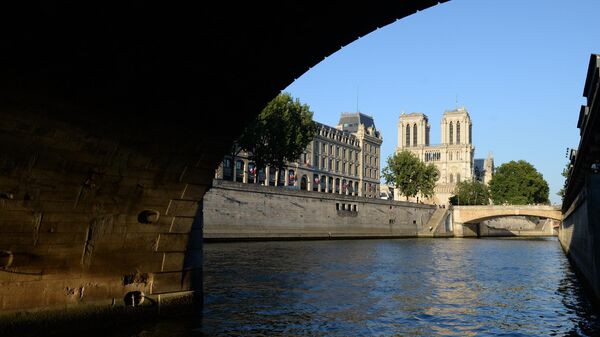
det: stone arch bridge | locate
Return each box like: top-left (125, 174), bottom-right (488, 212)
top-left (0, 1), bottom-right (449, 328)
top-left (451, 205), bottom-right (562, 237)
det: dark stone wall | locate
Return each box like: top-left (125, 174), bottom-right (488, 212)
top-left (0, 1), bottom-right (446, 326)
top-left (560, 174), bottom-right (600, 303)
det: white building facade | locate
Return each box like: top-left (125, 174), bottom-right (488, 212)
top-left (215, 112), bottom-right (383, 198)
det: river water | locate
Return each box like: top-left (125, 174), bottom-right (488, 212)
top-left (70, 237), bottom-right (600, 337)
top-left (199, 238), bottom-right (600, 336)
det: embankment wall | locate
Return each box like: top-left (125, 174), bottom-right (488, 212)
top-left (204, 180), bottom-right (436, 240)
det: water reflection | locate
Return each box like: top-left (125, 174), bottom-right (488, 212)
top-left (200, 238), bottom-right (600, 336)
top-left (47, 238), bottom-right (600, 336)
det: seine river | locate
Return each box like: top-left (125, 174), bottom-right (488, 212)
top-left (75, 237), bottom-right (600, 337)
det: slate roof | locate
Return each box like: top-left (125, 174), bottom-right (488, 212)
top-left (337, 112), bottom-right (375, 133)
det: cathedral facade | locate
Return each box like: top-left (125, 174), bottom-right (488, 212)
top-left (395, 107), bottom-right (493, 204)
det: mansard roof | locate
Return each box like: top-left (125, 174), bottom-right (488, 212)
top-left (337, 112), bottom-right (375, 133)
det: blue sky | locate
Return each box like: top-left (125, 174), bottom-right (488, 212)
top-left (284, 0), bottom-right (599, 205)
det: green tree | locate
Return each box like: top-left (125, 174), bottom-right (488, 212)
top-left (449, 179), bottom-right (490, 205)
top-left (488, 160), bottom-right (549, 205)
top-left (382, 150), bottom-right (439, 200)
top-left (237, 92), bottom-right (317, 172)
top-left (557, 160), bottom-right (571, 199)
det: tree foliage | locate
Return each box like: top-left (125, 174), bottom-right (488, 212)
top-left (449, 179), bottom-right (490, 205)
top-left (237, 92), bottom-right (316, 171)
top-left (382, 150), bottom-right (439, 200)
top-left (557, 160), bottom-right (571, 199)
top-left (488, 160), bottom-right (549, 205)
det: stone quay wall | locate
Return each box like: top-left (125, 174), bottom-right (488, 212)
top-left (560, 174), bottom-right (600, 304)
top-left (204, 180), bottom-right (436, 240)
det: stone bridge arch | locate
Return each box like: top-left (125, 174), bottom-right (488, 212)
top-left (452, 205), bottom-right (562, 238)
top-left (453, 205), bottom-right (563, 224)
top-left (0, 1), bottom-right (448, 325)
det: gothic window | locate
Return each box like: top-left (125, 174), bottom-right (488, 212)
top-left (449, 152), bottom-right (453, 161)
top-left (449, 122), bottom-right (453, 145)
top-left (413, 123), bottom-right (417, 146)
top-left (449, 174), bottom-right (454, 183)
top-left (457, 121), bottom-right (461, 144)
top-left (457, 173), bottom-right (461, 183)
top-left (406, 124), bottom-right (411, 147)
top-left (469, 124), bottom-right (472, 144)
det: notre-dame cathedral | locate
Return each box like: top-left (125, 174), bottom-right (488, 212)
top-left (396, 107), bottom-right (493, 204)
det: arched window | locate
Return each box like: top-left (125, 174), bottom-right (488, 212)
top-left (413, 123), bottom-right (418, 146)
top-left (449, 122), bottom-right (453, 145)
top-left (457, 173), bottom-right (461, 183)
top-left (456, 121), bottom-right (461, 144)
top-left (449, 173), bottom-right (454, 183)
top-left (469, 124), bottom-right (472, 144)
top-left (406, 124), bottom-right (410, 147)
top-left (449, 152), bottom-right (453, 161)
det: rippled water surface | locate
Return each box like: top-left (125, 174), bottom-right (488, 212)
top-left (67, 237), bottom-right (600, 337)
top-left (199, 238), bottom-right (600, 336)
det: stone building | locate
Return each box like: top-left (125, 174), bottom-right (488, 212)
top-left (215, 112), bottom-right (383, 198)
top-left (395, 107), bottom-right (493, 204)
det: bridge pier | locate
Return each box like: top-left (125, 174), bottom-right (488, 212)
top-left (0, 109), bottom-right (217, 333)
top-left (453, 222), bottom-right (479, 238)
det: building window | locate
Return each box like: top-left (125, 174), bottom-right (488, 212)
top-left (449, 173), bottom-right (454, 183)
top-left (329, 159), bottom-right (332, 170)
top-left (457, 121), bottom-right (461, 144)
top-left (406, 124), bottom-right (410, 147)
top-left (469, 124), bottom-right (472, 144)
top-left (449, 152), bottom-right (453, 161)
top-left (457, 173), bottom-right (461, 183)
top-left (413, 123), bottom-right (417, 146)
top-left (449, 122), bottom-right (453, 145)
top-left (336, 160), bottom-right (339, 172)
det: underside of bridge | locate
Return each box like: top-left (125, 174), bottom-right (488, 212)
top-left (0, 1), bottom-right (447, 329)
